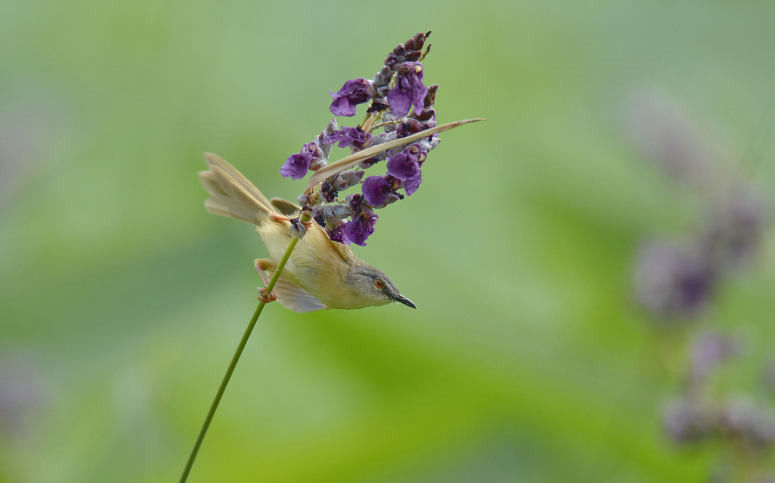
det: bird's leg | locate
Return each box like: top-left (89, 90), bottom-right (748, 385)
top-left (270, 213), bottom-right (291, 223)
top-left (254, 259), bottom-right (277, 303)
top-left (270, 211), bottom-right (312, 228)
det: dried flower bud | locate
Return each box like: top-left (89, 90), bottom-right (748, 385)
top-left (321, 204), bottom-right (350, 220)
top-left (320, 180), bottom-right (338, 202)
top-left (289, 218), bottom-right (306, 239)
top-left (424, 84), bottom-right (438, 108)
top-left (315, 119), bottom-right (339, 159)
top-left (374, 66), bottom-right (392, 89)
top-left (299, 207), bottom-right (313, 223)
top-left (332, 169), bottom-right (364, 190)
top-left (322, 127), bottom-right (372, 150)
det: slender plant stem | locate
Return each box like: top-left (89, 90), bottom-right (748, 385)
top-left (179, 237), bottom-right (299, 483)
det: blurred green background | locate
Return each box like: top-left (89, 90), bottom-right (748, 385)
top-left (2, 1), bottom-right (775, 481)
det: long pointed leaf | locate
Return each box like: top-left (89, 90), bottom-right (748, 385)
top-left (306, 118), bottom-right (485, 191)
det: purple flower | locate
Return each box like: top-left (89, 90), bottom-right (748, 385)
top-left (280, 142), bottom-right (322, 180)
top-left (362, 176), bottom-right (392, 207)
top-left (327, 224), bottom-right (348, 244)
top-left (362, 175), bottom-right (404, 207)
top-left (329, 78), bottom-right (373, 117)
top-left (343, 194), bottom-right (378, 246)
top-left (387, 63), bottom-right (428, 117)
top-left (387, 150), bottom-right (423, 195)
top-left (322, 127), bottom-right (373, 150)
top-left (403, 172), bottom-right (422, 196)
top-left (387, 151), bottom-right (421, 180)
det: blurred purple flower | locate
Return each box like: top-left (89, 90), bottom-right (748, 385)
top-left (703, 189), bottom-right (767, 269)
top-left (0, 352), bottom-right (45, 435)
top-left (718, 398), bottom-right (775, 447)
top-left (662, 397), bottom-right (711, 443)
top-left (624, 90), bottom-right (717, 188)
top-left (329, 78), bottom-right (373, 117)
top-left (633, 239), bottom-right (715, 319)
top-left (764, 361), bottom-right (775, 392)
top-left (689, 331), bottom-right (739, 384)
top-left (387, 63), bottom-right (428, 117)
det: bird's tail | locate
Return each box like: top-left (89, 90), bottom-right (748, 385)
top-left (198, 152), bottom-right (274, 226)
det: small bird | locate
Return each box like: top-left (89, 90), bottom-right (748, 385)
top-left (199, 152), bottom-right (416, 312)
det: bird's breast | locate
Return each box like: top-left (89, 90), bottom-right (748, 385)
top-left (257, 221), bottom-right (352, 307)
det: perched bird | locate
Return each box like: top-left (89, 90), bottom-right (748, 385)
top-left (199, 152), bottom-right (416, 312)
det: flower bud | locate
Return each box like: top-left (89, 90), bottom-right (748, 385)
top-left (289, 218), bottom-right (306, 239)
top-left (322, 204), bottom-right (351, 220)
top-left (333, 170), bottom-right (364, 190)
top-left (299, 207), bottom-right (313, 223)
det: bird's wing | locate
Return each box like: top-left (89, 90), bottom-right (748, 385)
top-left (327, 238), bottom-right (356, 264)
top-left (270, 197), bottom-right (301, 216)
top-left (273, 278), bottom-right (328, 312)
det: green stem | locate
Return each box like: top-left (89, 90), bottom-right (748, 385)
top-left (179, 237), bottom-right (299, 483)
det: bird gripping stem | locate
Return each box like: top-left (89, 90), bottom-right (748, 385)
top-left (179, 237), bottom-right (300, 483)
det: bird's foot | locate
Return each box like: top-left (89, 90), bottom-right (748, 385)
top-left (257, 287), bottom-right (277, 304)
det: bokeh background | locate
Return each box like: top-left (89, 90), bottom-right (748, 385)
top-left (2, 1), bottom-right (775, 481)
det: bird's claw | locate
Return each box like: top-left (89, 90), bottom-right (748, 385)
top-left (258, 287), bottom-right (277, 304)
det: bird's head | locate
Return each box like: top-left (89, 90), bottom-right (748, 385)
top-left (345, 263), bottom-right (416, 309)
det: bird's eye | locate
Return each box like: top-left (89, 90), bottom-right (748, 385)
top-left (374, 279), bottom-right (385, 289)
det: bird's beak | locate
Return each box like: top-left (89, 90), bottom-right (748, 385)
top-left (394, 294), bottom-right (416, 309)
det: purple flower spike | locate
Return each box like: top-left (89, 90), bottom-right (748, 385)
top-left (330, 78), bottom-right (373, 117)
top-left (387, 63), bottom-right (428, 117)
top-left (344, 210), bottom-right (378, 246)
top-left (362, 176), bottom-right (393, 207)
top-left (322, 127), bottom-right (373, 150)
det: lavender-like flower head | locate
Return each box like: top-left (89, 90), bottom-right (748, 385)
top-left (279, 31), bottom-right (440, 245)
